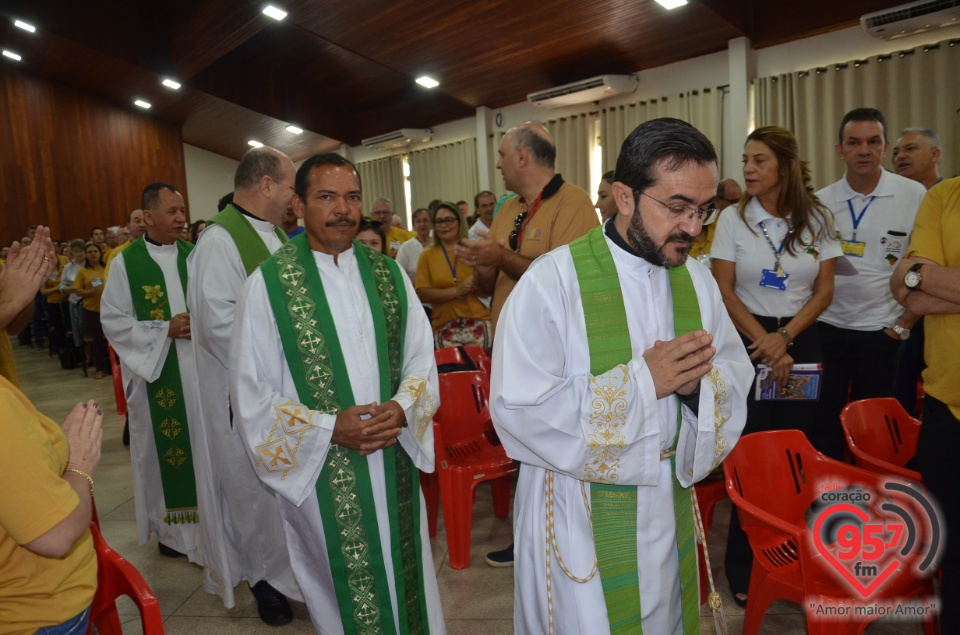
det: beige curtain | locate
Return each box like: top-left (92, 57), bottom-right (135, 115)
top-left (356, 155), bottom-right (405, 217)
top-left (408, 138), bottom-right (479, 210)
top-left (754, 36), bottom-right (960, 189)
top-left (545, 114), bottom-right (594, 191)
top-left (599, 88), bottom-right (724, 174)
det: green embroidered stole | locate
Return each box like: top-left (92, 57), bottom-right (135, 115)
top-left (207, 204), bottom-right (288, 276)
top-left (569, 227), bottom-right (700, 634)
top-left (261, 234), bottom-right (429, 635)
top-left (123, 237), bottom-right (199, 524)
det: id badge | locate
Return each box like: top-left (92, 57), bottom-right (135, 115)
top-left (841, 240), bottom-right (865, 257)
top-left (91, 278), bottom-right (102, 287)
top-left (759, 268), bottom-right (789, 291)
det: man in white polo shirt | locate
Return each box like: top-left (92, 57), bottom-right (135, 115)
top-left (815, 107), bottom-right (926, 459)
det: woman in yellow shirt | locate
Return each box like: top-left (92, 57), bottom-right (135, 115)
top-left (415, 202), bottom-right (492, 349)
top-left (40, 255), bottom-right (69, 357)
top-left (73, 242), bottom-right (109, 379)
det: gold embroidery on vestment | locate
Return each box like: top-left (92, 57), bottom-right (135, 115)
top-left (398, 377), bottom-right (436, 441)
top-left (706, 368), bottom-right (728, 469)
top-left (584, 364), bottom-right (629, 484)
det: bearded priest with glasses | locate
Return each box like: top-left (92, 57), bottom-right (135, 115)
top-left (490, 118), bottom-right (752, 634)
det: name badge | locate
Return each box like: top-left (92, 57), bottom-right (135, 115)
top-left (841, 240), bottom-right (865, 257)
top-left (759, 268), bottom-right (789, 291)
top-left (390, 240), bottom-right (401, 253)
top-left (50, 273), bottom-right (59, 281)
top-left (91, 278), bottom-right (103, 287)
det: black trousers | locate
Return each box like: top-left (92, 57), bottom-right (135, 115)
top-left (917, 394), bottom-right (960, 632)
top-left (893, 317), bottom-right (925, 417)
top-left (817, 322), bottom-right (901, 461)
top-left (725, 315), bottom-right (825, 597)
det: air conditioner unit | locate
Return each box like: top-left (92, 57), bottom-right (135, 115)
top-left (861, 0), bottom-right (960, 40)
top-left (527, 74), bottom-right (638, 109)
top-left (361, 128), bottom-right (432, 149)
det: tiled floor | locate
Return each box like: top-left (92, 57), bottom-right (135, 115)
top-left (12, 344), bottom-right (933, 633)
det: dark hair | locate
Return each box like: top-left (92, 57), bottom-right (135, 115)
top-left (189, 220), bottom-right (207, 244)
top-left (356, 219), bottom-right (387, 254)
top-left (473, 190), bottom-right (495, 208)
top-left (83, 241), bottom-right (104, 268)
top-left (69, 238), bottom-right (86, 252)
top-left (430, 202), bottom-right (466, 247)
top-left (141, 182), bottom-right (180, 211)
top-left (601, 170), bottom-right (615, 184)
top-left (217, 191), bottom-right (234, 212)
top-left (614, 118), bottom-right (717, 208)
top-left (838, 107), bottom-right (887, 145)
top-left (235, 147), bottom-right (288, 190)
top-left (739, 126), bottom-right (834, 255)
top-left (427, 199), bottom-right (443, 212)
top-left (412, 207), bottom-right (431, 222)
top-left (90, 226), bottom-right (103, 236)
top-left (512, 125), bottom-right (556, 170)
top-left (294, 153), bottom-right (360, 201)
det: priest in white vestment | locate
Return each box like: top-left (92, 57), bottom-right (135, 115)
top-left (230, 154), bottom-right (445, 634)
top-left (101, 183), bottom-right (203, 563)
top-left (186, 147), bottom-right (301, 622)
top-left (491, 118), bottom-right (753, 634)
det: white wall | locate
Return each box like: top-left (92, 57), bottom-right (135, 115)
top-left (183, 143), bottom-right (239, 223)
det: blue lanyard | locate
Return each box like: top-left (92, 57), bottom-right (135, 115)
top-left (846, 196), bottom-right (875, 241)
top-left (440, 243), bottom-right (458, 285)
top-left (758, 220), bottom-right (791, 275)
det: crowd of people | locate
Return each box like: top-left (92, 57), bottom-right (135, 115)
top-left (1, 106), bottom-right (957, 635)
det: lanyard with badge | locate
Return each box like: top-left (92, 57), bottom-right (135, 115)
top-left (841, 197), bottom-right (873, 257)
top-left (440, 243), bottom-right (459, 289)
top-left (758, 219), bottom-right (791, 291)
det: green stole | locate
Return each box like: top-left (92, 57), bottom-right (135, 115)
top-left (122, 237), bottom-right (199, 524)
top-left (569, 227), bottom-right (700, 634)
top-left (261, 234), bottom-right (430, 635)
top-left (206, 204), bottom-right (288, 276)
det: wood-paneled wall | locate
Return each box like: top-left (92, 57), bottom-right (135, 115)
top-left (0, 66), bottom-right (186, 245)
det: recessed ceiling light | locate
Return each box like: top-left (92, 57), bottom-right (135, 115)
top-left (2, 50), bottom-right (21, 61)
top-left (285, 125), bottom-right (303, 134)
top-left (262, 5), bottom-right (287, 20)
top-left (13, 20), bottom-right (36, 33)
top-left (134, 99), bottom-right (151, 109)
top-left (162, 78), bottom-right (181, 90)
top-left (655, 0), bottom-right (687, 8)
top-left (248, 140), bottom-right (264, 148)
top-left (416, 76), bottom-right (439, 89)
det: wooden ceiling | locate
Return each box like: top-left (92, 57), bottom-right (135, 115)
top-left (0, 0), bottom-right (906, 161)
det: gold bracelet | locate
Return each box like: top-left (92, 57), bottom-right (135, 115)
top-left (64, 467), bottom-right (94, 496)
top-left (777, 327), bottom-right (794, 348)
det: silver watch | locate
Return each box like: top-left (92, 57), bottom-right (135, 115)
top-left (891, 324), bottom-right (910, 340)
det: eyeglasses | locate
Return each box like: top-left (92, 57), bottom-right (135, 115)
top-left (371, 210), bottom-right (393, 218)
top-left (509, 211), bottom-right (529, 251)
top-left (434, 217), bottom-right (459, 227)
top-left (638, 191), bottom-right (717, 225)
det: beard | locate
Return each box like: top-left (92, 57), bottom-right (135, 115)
top-left (626, 203), bottom-right (694, 268)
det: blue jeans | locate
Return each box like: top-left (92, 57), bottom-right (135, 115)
top-left (34, 607), bottom-right (90, 635)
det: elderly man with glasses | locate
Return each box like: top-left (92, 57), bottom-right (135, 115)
top-left (370, 197), bottom-right (414, 258)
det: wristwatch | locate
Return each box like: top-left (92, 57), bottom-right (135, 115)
top-left (891, 324), bottom-right (910, 340)
top-left (904, 263), bottom-right (924, 290)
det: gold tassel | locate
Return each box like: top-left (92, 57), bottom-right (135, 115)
top-left (692, 485), bottom-right (727, 635)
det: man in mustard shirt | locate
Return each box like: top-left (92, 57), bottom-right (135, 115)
top-left (371, 197), bottom-right (414, 258)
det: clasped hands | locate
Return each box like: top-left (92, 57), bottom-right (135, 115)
top-left (332, 400), bottom-right (406, 456)
top-left (643, 330), bottom-right (716, 399)
top-left (748, 331), bottom-right (792, 386)
top-left (455, 229), bottom-right (504, 275)
top-left (168, 313), bottom-right (191, 340)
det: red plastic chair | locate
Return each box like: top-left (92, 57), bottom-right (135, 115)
top-left (724, 430), bottom-right (937, 635)
top-left (694, 477), bottom-right (727, 604)
top-left (420, 470), bottom-right (440, 538)
top-left (433, 345), bottom-right (492, 377)
top-left (107, 344), bottom-right (127, 416)
top-left (840, 398), bottom-right (922, 484)
top-left (434, 371), bottom-right (516, 569)
top-left (85, 503), bottom-right (164, 634)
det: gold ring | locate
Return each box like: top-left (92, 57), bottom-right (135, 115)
top-left (44, 256), bottom-right (50, 261)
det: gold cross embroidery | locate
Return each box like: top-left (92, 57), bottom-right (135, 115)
top-left (262, 444), bottom-right (291, 467)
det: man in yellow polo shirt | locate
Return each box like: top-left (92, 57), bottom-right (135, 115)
top-left (891, 176), bottom-right (960, 632)
top-left (371, 197), bottom-right (413, 258)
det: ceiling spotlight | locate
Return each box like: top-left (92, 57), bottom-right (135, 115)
top-left (14, 19), bottom-right (36, 33)
top-left (415, 76), bottom-right (439, 89)
top-left (285, 125), bottom-right (303, 134)
top-left (248, 140), bottom-right (264, 148)
top-left (655, 0), bottom-right (688, 8)
top-left (162, 78), bottom-right (181, 90)
top-left (134, 99), bottom-right (151, 109)
top-left (2, 50), bottom-right (22, 61)
top-left (262, 5), bottom-right (287, 20)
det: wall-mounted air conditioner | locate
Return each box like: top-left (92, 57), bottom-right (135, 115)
top-left (861, 0), bottom-right (960, 40)
top-left (361, 128), bottom-right (432, 150)
top-left (527, 75), bottom-right (638, 109)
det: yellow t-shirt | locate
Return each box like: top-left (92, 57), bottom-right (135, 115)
top-left (43, 257), bottom-right (68, 305)
top-left (385, 226), bottom-right (415, 259)
top-left (906, 177), bottom-right (960, 419)
top-left (415, 245), bottom-right (491, 333)
top-left (0, 331), bottom-right (17, 388)
top-left (104, 239), bottom-right (132, 277)
top-left (0, 376), bottom-right (97, 633)
top-left (488, 180), bottom-right (599, 328)
top-left (74, 265), bottom-right (106, 312)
